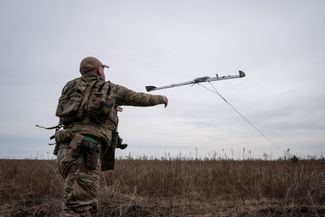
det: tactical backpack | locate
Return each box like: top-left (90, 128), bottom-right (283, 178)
top-left (55, 77), bottom-right (112, 125)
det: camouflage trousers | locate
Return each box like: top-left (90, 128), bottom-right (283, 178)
top-left (57, 145), bottom-right (101, 217)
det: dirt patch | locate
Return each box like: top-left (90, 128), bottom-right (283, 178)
top-left (1, 196), bottom-right (325, 217)
top-left (0, 198), bottom-right (61, 217)
top-left (240, 205), bottom-right (325, 217)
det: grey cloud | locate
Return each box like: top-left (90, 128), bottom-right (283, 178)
top-left (0, 0), bottom-right (324, 158)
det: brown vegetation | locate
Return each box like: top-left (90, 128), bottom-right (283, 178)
top-left (0, 159), bottom-right (324, 216)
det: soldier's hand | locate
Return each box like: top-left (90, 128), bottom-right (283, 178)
top-left (162, 96), bottom-right (168, 108)
top-left (116, 106), bottom-right (123, 112)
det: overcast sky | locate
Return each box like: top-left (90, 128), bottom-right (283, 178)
top-left (0, 0), bottom-right (324, 159)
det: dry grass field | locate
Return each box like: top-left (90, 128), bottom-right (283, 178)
top-left (0, 158), bottom-right (324, 216)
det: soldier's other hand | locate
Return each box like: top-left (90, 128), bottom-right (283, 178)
top-left (162, 96), bottom-right (168, 108)
top-left (116, 106), bottom-right (123, 112)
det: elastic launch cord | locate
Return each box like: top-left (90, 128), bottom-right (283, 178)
top-left (197, 82), bottom-right (285, 154)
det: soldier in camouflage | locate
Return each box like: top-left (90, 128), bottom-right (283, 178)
top-left (55, 56), bottom-right (168, 217)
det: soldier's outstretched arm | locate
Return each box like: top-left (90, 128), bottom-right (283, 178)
top-left (110, 83), bottom-right (168, 107)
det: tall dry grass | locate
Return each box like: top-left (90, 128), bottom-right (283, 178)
top-left (0, 160), bottom-right (62, 203)
top-left (0, 158), bottom-right (324, 215)
top-left (106, 159), bottom-right (325, 204)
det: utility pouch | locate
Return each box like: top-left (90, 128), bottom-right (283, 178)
top-left (87, 82), bottom-right (112, 123)
top-left (53, 129), bottom-right (74, 155)
top-left (111, 131), bottom-right (119, 148)
top-left (55, 129), bottom-right (74, 144)
top-left (56, 78), bottom-right (90, 125)
top-left (112, 132), bottom-right (127, 150)
top-left (101, 131), bottom-right (124, 171)
top-left (69, 134), bottom-right (83, 150)
top-left (80, 140), bottom-right (101, 170)
top-left (53, 143), bottom-right (60, 156)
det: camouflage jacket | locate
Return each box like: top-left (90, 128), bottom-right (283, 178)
top-left (62, 75), bottom-right (164, 169)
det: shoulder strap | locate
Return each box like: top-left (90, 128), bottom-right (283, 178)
top-left (100, 82), bottom-right (111, 101)
top-left (80, 79), bottom-right (99, 110)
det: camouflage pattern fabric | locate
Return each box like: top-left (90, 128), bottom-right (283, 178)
top-left (56, 74), bottom-right (165, 216)
top-left (63, 75), bottom-right (165, 147)
top-left (63, 75), bottom-right (165, 171)
top-left (57, 145), bottom-right (101, 217)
